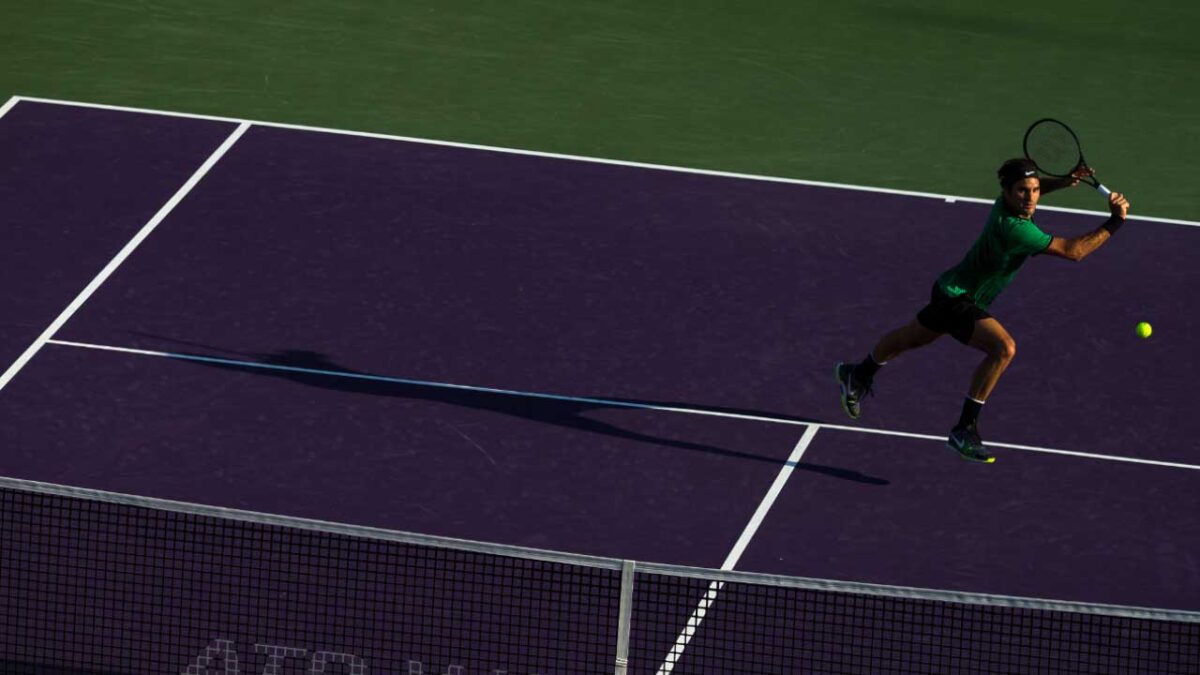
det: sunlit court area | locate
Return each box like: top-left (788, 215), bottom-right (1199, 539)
top-left (2, 3), bottom-right (1198, 673)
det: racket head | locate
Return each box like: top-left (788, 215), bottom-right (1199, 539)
top-left (1023, 118), bottom-right (1086, 178)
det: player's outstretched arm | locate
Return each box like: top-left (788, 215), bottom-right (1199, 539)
top-left (1042, 192), bottom-right (1130, 262)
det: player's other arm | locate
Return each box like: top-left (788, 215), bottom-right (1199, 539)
top-left (1039, 175), bottom-right (1077, 195)
top-left (1043, 191), bottom-right (1130, 262)
top-left (1040, 166), bottom-right (1093, 195)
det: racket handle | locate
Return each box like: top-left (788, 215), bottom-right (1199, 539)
top-left (1095, 183), bottom-right (1112, 197)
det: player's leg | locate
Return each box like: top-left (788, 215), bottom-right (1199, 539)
top-left (837, 318), bottom-right (943, 419)
top-left (837, 284), bottom-right (956, 420)
top-left (965, 318), bottom-right (1017, 402)
top-left (948, 317), bottom-right (1016, 463)
top-left (872, 318), bottom-right (944, 364)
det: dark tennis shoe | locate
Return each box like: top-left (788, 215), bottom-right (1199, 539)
top-left (948, 425), bottom-right (995, 463)
top-left (835, 362), bottom-right (873, 420)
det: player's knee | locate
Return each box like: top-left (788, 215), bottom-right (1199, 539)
top-left (982, 334), bottom-right (1016, 361)
top-left (996, 337), bottom-right (1016, 362)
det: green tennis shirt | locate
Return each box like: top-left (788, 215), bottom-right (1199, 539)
top-left (935, 197), bottom-right (1053, 308)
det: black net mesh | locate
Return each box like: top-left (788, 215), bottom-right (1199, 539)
top-left (3, 484), bottom-right (1197, 675)
top-left (0, 486), bottom-right (619, 674)
top-left (628, 572), bottom-right (1200, 674)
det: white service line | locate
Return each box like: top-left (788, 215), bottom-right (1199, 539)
top-left (721, 425), bottom-right (822, 570)
top-left (814, 422), bottom-right (1200, 471)
top-left (0, 95), bottom-right (21, 120)
top-left (0, 122), bottom-right (251, 394)
top-left (44, 339), bottom-right (809, 424)
top-left (42, 338), bottom-right (1200, 472)
top-left (656, 425), bottom-right (820, 674)
top-left (12, 95), bottom-right (1198, 228)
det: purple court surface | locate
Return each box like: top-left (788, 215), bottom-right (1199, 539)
top-left (2, 97), bottom-right (1198, 626)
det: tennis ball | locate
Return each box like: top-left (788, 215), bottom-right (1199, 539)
top-left (1135, 321), bottom-right (1152, 339)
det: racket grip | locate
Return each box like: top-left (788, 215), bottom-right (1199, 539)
top-left (1096, 183), bottom-right (1112, 197)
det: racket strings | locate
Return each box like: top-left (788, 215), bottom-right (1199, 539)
top-left (1025, 123), bottom-right (1083, 176)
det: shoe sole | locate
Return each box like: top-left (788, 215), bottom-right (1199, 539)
top-left (946, 441), bottom-right (996, 464)
top-left (834, 362), bottom-right (860, 420)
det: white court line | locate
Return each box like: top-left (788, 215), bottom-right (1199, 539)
top-left (813, 422), bottom-right (1200, 469)
top-left (43, 338), bottom-right (1200, 472)
top-left (655, 425), bottom-right (820, 674)
top-left (0, 123), bottom-right (251, 395)
top-left (0, 95), bottom-right (20, 120)
top-left (11, 95), bottom-right (1199, 228)
top-left (721, 425), bottom-right (822, 570)
top-left (658, 581), bottom-right (721, 675)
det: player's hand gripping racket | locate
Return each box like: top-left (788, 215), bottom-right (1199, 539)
top-left (1023, 118), bottom-right (1112, 197)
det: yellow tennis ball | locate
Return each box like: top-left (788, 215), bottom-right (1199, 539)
top-left (1135, 322), bottom-right (1152, 339)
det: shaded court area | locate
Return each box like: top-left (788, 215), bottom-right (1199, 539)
top-left (0, 343), bottom-right (812, 567)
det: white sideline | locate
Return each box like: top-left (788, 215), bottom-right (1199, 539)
top-left (0, 123), bottom-right (251, 394)
top-left (0, 95), bottom-right (21, 120)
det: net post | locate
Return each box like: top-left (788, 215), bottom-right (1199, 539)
top-left (614, 559), bottom-right (636, 675)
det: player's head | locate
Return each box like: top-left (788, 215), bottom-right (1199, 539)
top-left (998, 158), bottom-right (1040, 217)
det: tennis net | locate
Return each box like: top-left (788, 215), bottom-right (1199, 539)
top-left (2, 478), bottom-right (1197, 674)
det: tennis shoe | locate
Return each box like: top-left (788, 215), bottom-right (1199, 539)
top-left (948, 425), bottom-right (995, 463)
top-left (835, 362), bottom-right (873, 420)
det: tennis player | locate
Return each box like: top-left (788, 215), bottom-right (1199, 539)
top-left (836, 159), bottom-right (1130, 462)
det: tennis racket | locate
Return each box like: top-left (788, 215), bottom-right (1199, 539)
top-left (1022, 118), bottom-right (1111, 197)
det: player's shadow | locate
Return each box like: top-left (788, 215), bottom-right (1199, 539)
top-left (134, 335), bottom-right (888, 486)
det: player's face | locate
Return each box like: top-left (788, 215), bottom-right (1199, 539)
top-left (1004, 177), bottom-right (1040, 217)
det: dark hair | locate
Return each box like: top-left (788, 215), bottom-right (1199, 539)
top-left (997, 158), bottom-right (1039, 189)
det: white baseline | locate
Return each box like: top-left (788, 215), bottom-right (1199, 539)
top-left (9, 95), bottom-right (1198, 229)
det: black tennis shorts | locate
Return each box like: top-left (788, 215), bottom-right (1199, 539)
top-left (916, 284), bottom-right (991, 345)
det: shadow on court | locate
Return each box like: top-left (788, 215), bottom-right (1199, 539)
top-left (131, 333), bottom-right (889, 487)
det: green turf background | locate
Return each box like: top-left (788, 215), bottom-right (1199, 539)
top-left (3, 1), bottom-right (1197, 220)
